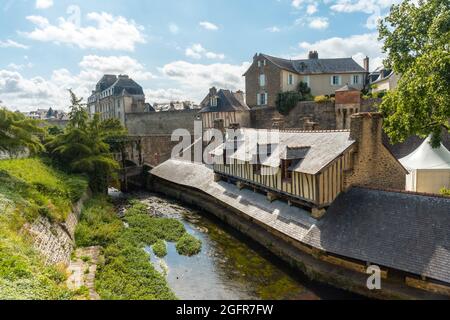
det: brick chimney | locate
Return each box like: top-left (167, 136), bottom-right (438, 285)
top-left (363, 56), bottom-right (370, 72)
top-left (308, 51), bottom-right (319, 59)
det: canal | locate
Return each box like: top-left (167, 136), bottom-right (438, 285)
top-left (114, 190), bottom-right (361, 300)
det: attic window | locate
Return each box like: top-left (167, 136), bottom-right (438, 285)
top-left (210, 96), bottom-right (218, 107)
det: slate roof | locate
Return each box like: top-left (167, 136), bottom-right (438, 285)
top-left (303, 187), bottom-right (450, 284)
top-left (110, 76), bottom-right (144, 96)
top-left (260, 54), bottom-right (367, 75)
top-left (211, 128), bottom-right (355, 175)
top-left (199, 89), bottom-right (250, 113)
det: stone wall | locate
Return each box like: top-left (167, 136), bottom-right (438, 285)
top-left (148, 174), bottom-right (440, 299)
top-left (345, 113), bottom-right (406, 190)
top-left (125, 109), bottom-right (199, 135)
top-left (250, 101), bottom-right (336, 130)
top-left (23, 191), bottom-right (90, 266)
top-left (127, 134), bottom-right (194, 167)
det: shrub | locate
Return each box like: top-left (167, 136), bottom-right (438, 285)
top-left (176, 233), bottom-right (202, 256)
top-left (152, 240), bottom-right (167, 258)
top-left (314, 95), bottom-right (330, 103)
top-left (440, 188), bottom-right (450, 196)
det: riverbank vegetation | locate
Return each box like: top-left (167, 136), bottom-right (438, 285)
top-left (75, 197), bottom-right (202, 300)
top-left (0, 158), bottom-right (88, 299)
top-left (46, 91), bottom-right (127, 194)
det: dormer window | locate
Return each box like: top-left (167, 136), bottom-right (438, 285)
top-left (210, 96), bottom-right (218, 107)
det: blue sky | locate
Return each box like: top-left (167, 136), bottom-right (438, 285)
top-left (0, 0), bottom-right (400, 111)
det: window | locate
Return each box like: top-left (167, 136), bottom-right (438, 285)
top-left (331, 75), bottom-right (341, 86)
top-left (263, 59), bottom-right (266, 66)
top-left (288, 74), bottom-right (294, 85)
top-left (257, 61), bottom-right (261, 67)
top-left (281, 160), bottom-right (292, 182)
top-left (210, 96), bottom-right (218, 107)
top-left (352, 75), bottom-right (360, 85)
top-left (303, 76), bottom-right (310, 87)
top-left (257, 93), bottom-right (268, 106)
top-left (259, 74), bottom-right (266, 87)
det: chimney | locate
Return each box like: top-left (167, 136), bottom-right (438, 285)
top-left (272, 116), bottom-right (285, 129)
top-left (308, 51), bottom-right (319, 59)
top-left (363, 56), bottom-right (370, 72)
top-left (350, 112), bottom-right (383, 145)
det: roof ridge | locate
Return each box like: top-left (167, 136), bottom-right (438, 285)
top-left (353, 185), bottom-right (450, 200)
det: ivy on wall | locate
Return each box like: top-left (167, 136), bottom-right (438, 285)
top-left (275, 82), bottom-right (313, 115)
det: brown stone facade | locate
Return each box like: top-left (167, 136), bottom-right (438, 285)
top-left (344, 113), bottom-right (407, 190)
top-left (245, 54), bottom-right (282, 108)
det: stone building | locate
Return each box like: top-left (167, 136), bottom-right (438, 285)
top-left (199, 87), bottom-right (251, 131)
top-left (87, 74), bottom-right (149, 124)
top-left (211, 112), bottom-right (407, 218)
top-left (244, 51), bottom-right (369, 108)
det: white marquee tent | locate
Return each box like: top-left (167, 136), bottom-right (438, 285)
top-left (399, 136), bottom-right (450, 193)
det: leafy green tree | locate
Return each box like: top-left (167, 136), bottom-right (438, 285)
top-left (0, 107), bottom-right (43, 157)
top-left (378, 0), bottom-right (450, 147)
top-left (46, 90), bottom-right (127, 194)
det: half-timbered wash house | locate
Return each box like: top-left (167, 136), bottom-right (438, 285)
top-left (199, 87), bottom-right (251, 131)
top-left (211, 112), bottom-right (407, 218)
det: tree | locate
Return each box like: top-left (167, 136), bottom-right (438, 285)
top-left (46, 90), bottom-right (127, 194)
top-left (378, 0), bottom-right (450, 147)
top-left (0, 107), bottom-right (43, 157)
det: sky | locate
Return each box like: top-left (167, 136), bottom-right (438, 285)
top-left (0, 0), bottom-right (401, 111)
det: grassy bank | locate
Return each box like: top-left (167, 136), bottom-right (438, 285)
top-left (0, 158), bottom-right (88, 299)
top-left (75, 198), bottom-right (202, 300)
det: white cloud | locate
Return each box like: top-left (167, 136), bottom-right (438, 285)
top-left (35, 0), bottom-right (53, 9)
top-left (78, 55), bottom-right (155, 80)
top-left (0, 55), bottom-right (154, 111)
top-left (23, 12), bottom-right (145, 51)
top-left (144, 88), bottom-right (185, 104)
top-left (297, 32), bottom-right (384, 71)
top-left (309, 17), bottom-right (329, 29)
top-left (199, 21), bottom-right (219, 31)
top-left (0, 70), bottom-right (64, 111)
top-left (159, 60), bottom-right (250, 102)
top-left (306, 4), bottom-right (318, 15)
top-left (291, 0), bottom-right (304, 8)
top-left (0, 39), bottom-right (29, 49)
top-left (7, 63), bottom-right (33, 70)
top-left (266, 26), bottom-right (281, 32)
top-left (185, 44), bottom-right (225, 60)
top-left (169, 23), bottom-right (179, 34)
top-left (330, 0), bottom-right (402, 29)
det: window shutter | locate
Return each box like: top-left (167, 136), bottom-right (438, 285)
top-left (265, 93), bottom-right (268, 105)
top-left (330, 76), bottom-right (334, 85)
top-left (256, 93), bottom-right (260, 106)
